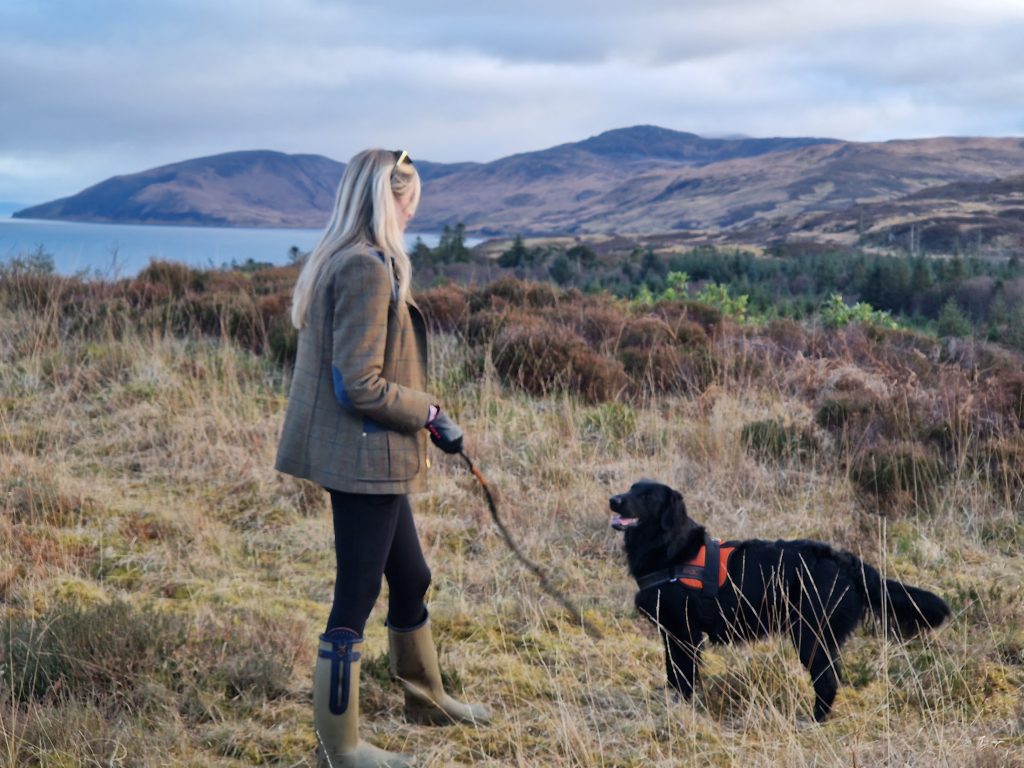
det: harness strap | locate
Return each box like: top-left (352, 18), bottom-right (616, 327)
top-left (319, 633), bottom-right (362, 715)
top-left (637, 564), bottom-right (704, 591)
top-left (702, 537), bottom-right (721, 599)
top-left (635, 535), bottom-right (731, 596)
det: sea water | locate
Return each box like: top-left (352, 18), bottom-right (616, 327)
top-left (0, 218), bottom-right (456, 277)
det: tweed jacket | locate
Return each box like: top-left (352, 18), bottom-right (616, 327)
top-left (275, 248), bottom-right (433, 494)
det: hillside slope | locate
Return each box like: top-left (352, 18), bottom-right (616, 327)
top-left (15, 129), bottom-right (1024, 246)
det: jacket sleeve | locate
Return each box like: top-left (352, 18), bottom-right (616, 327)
top-left (330, 251), bottom-right (433, 433)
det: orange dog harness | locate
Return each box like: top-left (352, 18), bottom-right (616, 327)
top-left (636, 536), bottom-right (736, 598)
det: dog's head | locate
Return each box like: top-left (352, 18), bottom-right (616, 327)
top-left (610, 480), bottom-right (703, 576)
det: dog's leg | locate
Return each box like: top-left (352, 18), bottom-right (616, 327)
top-left (790, 618), bottom-right (840, 722)
top-left (662, 628), bottom-right (700, 699)
top-left (638, 588), bottom-right (701, 700)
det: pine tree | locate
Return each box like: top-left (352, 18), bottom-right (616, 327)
top-left (936, 297), bottom-right (972, 338)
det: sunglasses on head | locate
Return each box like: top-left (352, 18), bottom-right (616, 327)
top-left (392, 149), bottom-right (413, 170)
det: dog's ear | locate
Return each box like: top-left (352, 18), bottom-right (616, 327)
top-left (659, 489), bottom-right (687, 530)
top-left (662, 490), bottom-right (696, 559)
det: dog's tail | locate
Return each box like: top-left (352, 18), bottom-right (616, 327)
top-left (855, 558), bottom-right (951, 638)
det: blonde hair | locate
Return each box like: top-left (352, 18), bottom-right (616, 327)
top-left (291, 148), bottom-right (420, 329)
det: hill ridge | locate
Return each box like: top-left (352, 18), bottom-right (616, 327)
top-left (14, 126), bottom-right (1024, 249)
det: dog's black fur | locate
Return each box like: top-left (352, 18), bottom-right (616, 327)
top-left (610, 480), bottom-right (951, 721)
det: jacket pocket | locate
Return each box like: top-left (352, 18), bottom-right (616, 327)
top-left (345, 429), bottom-right (420, 482)
top-left (385, 430), bottom-right (420, 480)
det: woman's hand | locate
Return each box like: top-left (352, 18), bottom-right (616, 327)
top-left (425, 407), bottom-right (463, 454)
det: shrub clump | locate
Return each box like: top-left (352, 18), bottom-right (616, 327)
top-left (849, 442), bottom-right (948, 512)
top-left (3, 600), bottom-right (305, 714)
top-left (982, 371), bottom-right (1024, 429)
top-left (615, 312), bottom-right (713, 394)
top-left (4, 600), bottom-right (187, 708)
top-left (417, 284), bottom-right (469, 333)
top-left (492, 317), bottom-right (628, 402)
top-left (741, 419), bottom-right (820, 462)
top-left (763, 317), bottom-right (807, 356)
top-left (969, 438), bottom-right (1024, 495)
top-left (815, 379), bottom-right (883, 433)
top-left (134, 259), bottom-right (194, 299)
top-left (468, 276), bottom-right (561, 312)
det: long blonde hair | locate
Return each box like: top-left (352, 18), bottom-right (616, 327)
top-left (291, 148), bottom-right (420, 329)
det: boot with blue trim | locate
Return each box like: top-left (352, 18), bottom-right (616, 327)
top-left (387, 613), bottom-right (491, 726)
top-left (314, 629), bottom-right (414, 768)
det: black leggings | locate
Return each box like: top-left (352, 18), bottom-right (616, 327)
top-left (325, 490), bottom-right (432, 635)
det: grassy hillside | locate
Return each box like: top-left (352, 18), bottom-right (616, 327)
top-left (1, 262), bottom-right (1022, 766)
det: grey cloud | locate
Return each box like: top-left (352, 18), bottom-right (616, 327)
top-left (2, 0), bottom-right (1024, 202)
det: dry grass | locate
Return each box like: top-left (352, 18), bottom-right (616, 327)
top-left (1, 271), bottom-right (1022, 766)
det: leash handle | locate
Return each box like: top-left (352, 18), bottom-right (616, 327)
top-left (459, 451), bottom-right (602, 639)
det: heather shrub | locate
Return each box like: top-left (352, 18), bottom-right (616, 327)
top-left (616, 313), bottom-right (712, 394)
top-left (64, 295), bottom-right (134, 339)
top-left (814, 370), bottom-right (886, 434)
top-left (548, 299), bottom-right (628, 349)
top-left (4, 600), bottom-right (187, 708)
top-left (205, 294), bottom-right (266, 352)
top-left (568, 348), bottom-right (631, 402)
top-left (849, 442), bottom-right (948, 512)
top-left (983, 371), bottom-right (1024, 428)
top-left (678, 299), bottom-right (724, 332)
top-left (182, 612), bottom-right (306, 703)
top-left (969, 438), bottom-right (1024, 495)
top-left (266, 312), bottom-right (298, 367)
top-left (672, 318), bottom-right (711, 349)
top-left (4, 600), bottom-right (305, 715)
top-left (741, 419), bottom-right (820, 462)
top-left (417, 284), bottom-right (470, 333)
top-left (466, 307), bottom-right (510, 344)
top-left (491, 315), bottom-right (578, 392)
top-left (619, 316), bottom-right (676, 349)
top-left (248, 263), bottom-right (299, 296)
top-left (815, 393), bottom-right (878, 432)
top-left (677, 347), bottom-right (720, 395)
top-left (192, 269), bottom-right (251, 297)
top-left (468, 276), bottom-right (560, 311)
top-left (492, 316), bottom-right (627, 402)
top-left (618, 344), bottom-right (682, 393)
top-left (135, 259), bottom-right (193, 299)
top-left (763, 317), bottom-right (807, 356)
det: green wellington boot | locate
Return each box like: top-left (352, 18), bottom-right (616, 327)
top-left (314, 629), bottom-right (414, 768)
top-left (387, 614), bottom-right (491, 726)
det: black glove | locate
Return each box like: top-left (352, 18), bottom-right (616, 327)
top-left (426, 407), bottom-right (463, 454)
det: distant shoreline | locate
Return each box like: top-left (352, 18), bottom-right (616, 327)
top-left (0, 218), bottom-right (471, 277)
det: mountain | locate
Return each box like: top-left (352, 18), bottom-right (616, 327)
top-left (13, 150), bottom-right (481, 229)
top-left (15, 151), bottom-right (345, 228)
top-left (14, 127), bottom-right (1024, 248)
top-left (413, 134), bottom-right (1024, 237)
top-left (411, 126), bottom-right (841, 235)
top-left (12, 127), bottom-right (836, 230)
top-left (762, 171), bottom-right (1024, 253)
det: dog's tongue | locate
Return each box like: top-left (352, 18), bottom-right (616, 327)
top-left (610, 514), bottom-right (638, 531)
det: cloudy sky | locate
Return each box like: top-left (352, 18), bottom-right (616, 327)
top-left (3, 0), bottom-right (1023, 205)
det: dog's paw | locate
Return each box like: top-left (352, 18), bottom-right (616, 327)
top-left (657, 685), bottom-right (698, 707)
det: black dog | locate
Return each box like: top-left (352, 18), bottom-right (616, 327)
top-left (610, 480), bottom-right (950, 721)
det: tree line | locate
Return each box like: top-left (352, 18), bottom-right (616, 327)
top-left (414, 229), bottom-right (1024, 349)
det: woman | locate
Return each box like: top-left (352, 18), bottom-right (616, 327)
top-left (275, 148), bottom-right (489, 768)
